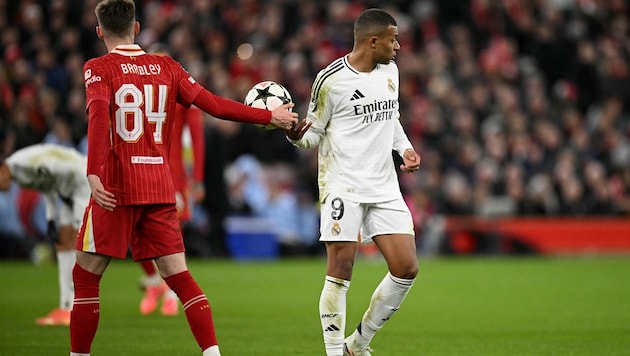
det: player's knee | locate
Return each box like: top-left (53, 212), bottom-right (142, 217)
top-left (391, 261), bottom-right (418, 279)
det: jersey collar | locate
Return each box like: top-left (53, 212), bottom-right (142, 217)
top-left (111, 44), bottom-right (146, 56)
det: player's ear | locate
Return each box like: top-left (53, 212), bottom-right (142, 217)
top-left (96, 26), bottom-right (104, 39)
top-left (370, 36), bottom-right (378, 49)
top-left (134, 21), bottom-right (140, 36)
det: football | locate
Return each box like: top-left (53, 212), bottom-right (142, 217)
top-left (243, 81), bottom-right (293, 130)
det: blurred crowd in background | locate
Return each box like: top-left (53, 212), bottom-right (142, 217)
top-left (1, 0), bottom-right (629, 259)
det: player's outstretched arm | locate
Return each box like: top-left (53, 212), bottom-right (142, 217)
top-left (400, 149), bottom-right (421, 173)
top-left (192, 89), bottom-right (297, 127)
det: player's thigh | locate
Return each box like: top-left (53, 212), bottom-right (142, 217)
top-left (374, 234), bottom-right (418, 279)
top-left (320, 195), bottom-right (363, 243)
top-left (361, 198), bottom-right (415, 243)
top-left (365, 199), bottom-right (418, 278)
top-left (130, 204), bottom-right (185, 261)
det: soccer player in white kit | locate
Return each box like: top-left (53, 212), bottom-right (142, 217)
top-left (0, 143), bottom-right (91, 326)
top-left (286, 8), bottom-right (421, 356)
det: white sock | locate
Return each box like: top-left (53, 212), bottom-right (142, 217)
top-left (320, 276), bottom-right (350, 356)
top-left (57, 250), bottom-right (76, 310)
top-left (202, 345), bottom-right (220, 356)
top-left (351, 272), bottom-right (414, 348)
top-left (70, 353), bottom-right (90, 356)
top-left (164, 289), bottom-right (177, 300)
top-left (146, 273), bottom-right (162, 286)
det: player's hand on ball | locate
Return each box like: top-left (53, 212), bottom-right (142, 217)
top-left (285, 119), bottom-right (312, 140)
top-left (269, 103), bottom-right (298, 130)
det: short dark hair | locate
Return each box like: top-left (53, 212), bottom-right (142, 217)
top-left (354, 8), bottom-right (397, 41)
top-left (95, 0), bottom-right (136, 38)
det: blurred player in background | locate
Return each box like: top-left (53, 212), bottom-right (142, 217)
top-left (136, 43), bottom-right (207, 317)
top-left (286, 8), bottom-right (421, 356)
top-left (0, 144), bottom-right (91, 326)
top-left (70, 1), bottom-right (297, 355)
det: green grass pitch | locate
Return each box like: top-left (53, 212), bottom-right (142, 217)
top-left (0, 256), bottom-right (629, 355)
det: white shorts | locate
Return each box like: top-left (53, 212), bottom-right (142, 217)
top-left (320, 195), bottom-right (414, 244)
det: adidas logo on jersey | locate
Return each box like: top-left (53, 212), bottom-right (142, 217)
top-left (350, 89), bottom-right (365, 101)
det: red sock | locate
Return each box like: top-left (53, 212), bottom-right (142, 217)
top-left (70, 264), bottom-right (102, 353)
top-left (164, 271), bottom-right (218, 350)
top-left (139, 259), bottom-right (157, 276)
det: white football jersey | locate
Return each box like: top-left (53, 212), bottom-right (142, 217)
top-left (6, 144), bottom-right (90, 227)
top-left (291, 56), bottom-right (413, 203)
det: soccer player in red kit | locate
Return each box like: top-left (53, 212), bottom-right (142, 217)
top-left (70, 1), bottom-right (297, 355)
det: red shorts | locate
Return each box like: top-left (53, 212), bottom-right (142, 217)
top-left (76, 199), bottom-right (185, 261)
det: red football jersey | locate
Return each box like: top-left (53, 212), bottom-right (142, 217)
top-left (84, 44), bottom-right (202, 206)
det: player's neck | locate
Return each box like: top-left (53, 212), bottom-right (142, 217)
top-left (347, 51), bottom-right (376, 73)
top-left (104, 37), bottom-right (135, 53)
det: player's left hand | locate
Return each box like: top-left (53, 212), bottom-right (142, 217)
top-left (285, 119), bottom-right (312, 140)
top-left (400, 149), bottom-right (421, 173)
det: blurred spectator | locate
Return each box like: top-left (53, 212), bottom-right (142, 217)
top-left (224, 155), bottom-right (320, 256)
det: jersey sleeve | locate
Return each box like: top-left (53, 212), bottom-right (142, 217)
top-left (392, 119), bottom-right (413, 157)
top-left (289, 71), bottom-right (332, 148)
top-left (170, 58), bottom-right (203, 108)
top-left (83, 59), bottom-right (113, 177)
top-left (192, 89), bottom-right (271, 124)
top-left (86, 100), bottom-right (111, 176)
top-left (388, 63), bottom-right (413, 156)
top-left (84, 59), bottom-right (110, 110)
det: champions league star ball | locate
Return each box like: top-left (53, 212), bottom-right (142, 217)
top-left (243, 81), bottom-right (293, 130)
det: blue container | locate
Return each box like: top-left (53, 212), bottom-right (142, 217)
top-left (225, 216), bottom-right (279, 260)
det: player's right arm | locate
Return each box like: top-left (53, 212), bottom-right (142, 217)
top-left (169, 57), bottom-right (297, 130)
top-left (191, 89), bottom-right (297, 130)
top-left (286, 71), bottom-right (332, 148)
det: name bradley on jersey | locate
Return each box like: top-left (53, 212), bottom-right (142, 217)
top-left (120, 63), bottom-right (162, 76)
